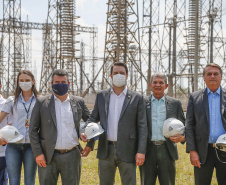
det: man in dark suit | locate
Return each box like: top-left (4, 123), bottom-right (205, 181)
top-left (140, 73), bottom-right (185, 185)
top-left (29, 69), bottom-right (93, 185)
top-left (81, 62), bottom-right (148, 185)
top-left (186, 63), bottom-right (226, 185)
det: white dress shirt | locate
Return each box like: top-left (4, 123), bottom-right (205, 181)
top-left (0, 95), bottom-right (12, 157)
top-left (54, 95), bottom-right (79, 150)
top-left (107, 87), bottom-right (127, 141)
top-left (2, 93), bottom-right (36, 143)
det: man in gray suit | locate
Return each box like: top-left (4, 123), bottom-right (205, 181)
top-left (81, 62), bottom-right (148, 185)
top-left (186, 63), bottom-right (226, 185)
top-left (140, 73), bottom-right (185, 185)
top-left (29, 69), bottom-right (93, 185)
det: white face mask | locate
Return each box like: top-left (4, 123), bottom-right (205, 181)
top-left (19, 82), bottom-right (32, 91)
top-left (112, 74), bottom-right (126, 87)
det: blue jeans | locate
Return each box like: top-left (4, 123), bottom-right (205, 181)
top-left (6, 143), bottom-right (37, 185)
top-left (0, 157), bottom-right (8, 185)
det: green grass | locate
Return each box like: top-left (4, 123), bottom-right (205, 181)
top-left (18, 143), bottom-right (218, 184)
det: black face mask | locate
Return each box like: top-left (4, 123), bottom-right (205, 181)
top-left (52, 83), bottom-right (69, 96)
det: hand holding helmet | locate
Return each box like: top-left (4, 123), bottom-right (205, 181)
top-left (0, 125), bottom-right (23, 143)
top-left (84, 122), bottom-right (104, 140)
top-left (163, 118), bottom-right (185, 138)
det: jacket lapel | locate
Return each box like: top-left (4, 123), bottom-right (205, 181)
top-left (165, 96), bottom-right (172, 119)
top-left (221, 87), bottom-right (226, 130)
top-left (48, 94), bottom-right (57, 127)
top-left (202, 88), bottom-right (209, 124)
top-left (146, 96), bottom-right (152, 139)
top-left (105, 88), bottom-right (111, 118)
top-left (119, 89), bottom-right (132, 120)
top-left (69, 95), bottom-right (79, 133)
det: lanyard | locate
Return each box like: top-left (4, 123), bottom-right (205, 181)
top-left (22, 96), bottom-right (34, 119)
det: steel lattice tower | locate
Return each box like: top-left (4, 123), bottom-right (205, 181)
top-left (0, 0), bottom-right (26, 96)
top-left (141, 0), bottom-right (160, 95)
top-left (40, 0), bottom-right (79, 94)
top-left (102, 0), bottom-right (146, 93)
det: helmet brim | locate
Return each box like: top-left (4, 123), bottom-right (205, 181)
top-left (86, 129), bottom-right (104, 140)
top-left (8, 134), bottom-right (24, 143)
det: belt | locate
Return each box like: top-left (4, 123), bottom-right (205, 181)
top-left (108, 141), bottom-right (117, 146)
top-left (55, 146), bottom-right (77, 154)
top-left (151, 141), bottom-right (165, 145)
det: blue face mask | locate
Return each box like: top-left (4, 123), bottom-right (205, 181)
top-left (52, 83), bottom-right (69, 96)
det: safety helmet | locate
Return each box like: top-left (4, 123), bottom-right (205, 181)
top-left (84, 122), bottom-right (104, 140)
top-left (79, 121), bottom-right (86, 133)
top-left (0, 125), bottom-right (23, 143)
top-left (163, 118), bottom-right (185, 138)
top-left (215, 134), bottom-right (226, 152)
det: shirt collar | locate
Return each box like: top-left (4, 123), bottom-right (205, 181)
top-left (207, 86), bottom-right (221, 95)
top-left (19, 92), bottom-right (35, 103)
top-left (54, 94), bottom-right (70, 102)
top-left (111, 86), bottom-right (127, 96)
top-left (0, 95), bottom-right (5, 103)
top-left (151, 95), bottom-right (165, 102)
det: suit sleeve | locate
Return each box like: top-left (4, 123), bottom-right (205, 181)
top-left (86, 94), bottom-right (100, 149)
top-left (185, 95), bottom-right (196, 153)
top-left (177, 100), bottom-right (185, 124)
top-left (81, 99), bottom-right (90, 122)
top-left (137, 96), bottom-right (148, 154)
top-left (88, 93), bottom-right (100, 123)
top-left (29, 98), bottom-right (43, 158)
top-left (177, 100), bottom-right (186, 144)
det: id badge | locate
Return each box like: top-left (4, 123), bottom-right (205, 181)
top-left (25, 119), bottom-right (30, 127)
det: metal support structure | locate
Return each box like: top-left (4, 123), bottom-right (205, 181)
top-left (40, 0), bottom-right (79, 94)
top-left (1, 0), bottom-right (25, 96)
top-left (141, 0), bottom-right (160, 95)
top-left (103, 0), bottom-right (146, 93)
top-left (80, 41), bottom-right (85, 95)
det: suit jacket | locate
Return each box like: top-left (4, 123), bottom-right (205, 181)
top-left (29, 94), bottom-right (92, 164)
top-left (185, 87), bottom-right (226, 164)
top-left (145, 95), bottom-right (185, 161)
top-left (88, 88), bottom-right (148, 163)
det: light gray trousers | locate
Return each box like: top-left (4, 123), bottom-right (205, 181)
top-left (98, 143), bottom-right (136, 185)
top-left (38, 147), bottom-right (81, 185)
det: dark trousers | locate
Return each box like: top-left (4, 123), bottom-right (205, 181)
top-left (140, 142), bottom-right (175, 185)
top-left (38, 147), bottom-right (81, 185)
top-left (194, 145), bottom-right (226, 185)
top-left (98, 143), bottom-right (136, 185)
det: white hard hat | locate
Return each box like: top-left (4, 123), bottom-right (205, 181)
top-left (163, 118), bottom-right (185, 138)
top-left (215, 134), bottom-right (226, 152)
top-left (79, 121), bottom-right (86, 133)
top-left (0, 125), bottom-right (23, 143)
top-left (84, 122), bottom-right (104, 140)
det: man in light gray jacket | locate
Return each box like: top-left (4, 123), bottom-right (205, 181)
top-left (30, 69), bottom-right (93, 185)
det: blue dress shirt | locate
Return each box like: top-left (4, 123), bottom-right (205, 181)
top-left (208, 87), bottom-right (225, 143)
top-left (151, 95), bottom-right (166, 141)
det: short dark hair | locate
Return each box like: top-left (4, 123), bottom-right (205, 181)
top-left (52, 69), bottom-right (69, 82)
top-left (110, 62), bottom-right (128, 74)
top-left (203, 63), bottom-right (222, 76)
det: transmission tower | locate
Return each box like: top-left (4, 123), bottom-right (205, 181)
top-left (40, 0), bottom-right (79, 94)
top-left (141, 0), bottom-right (160, 95)
top-left (102, 0), bottom-right (146, 93)
top-left (0, 0), bottom-right (26, 96)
